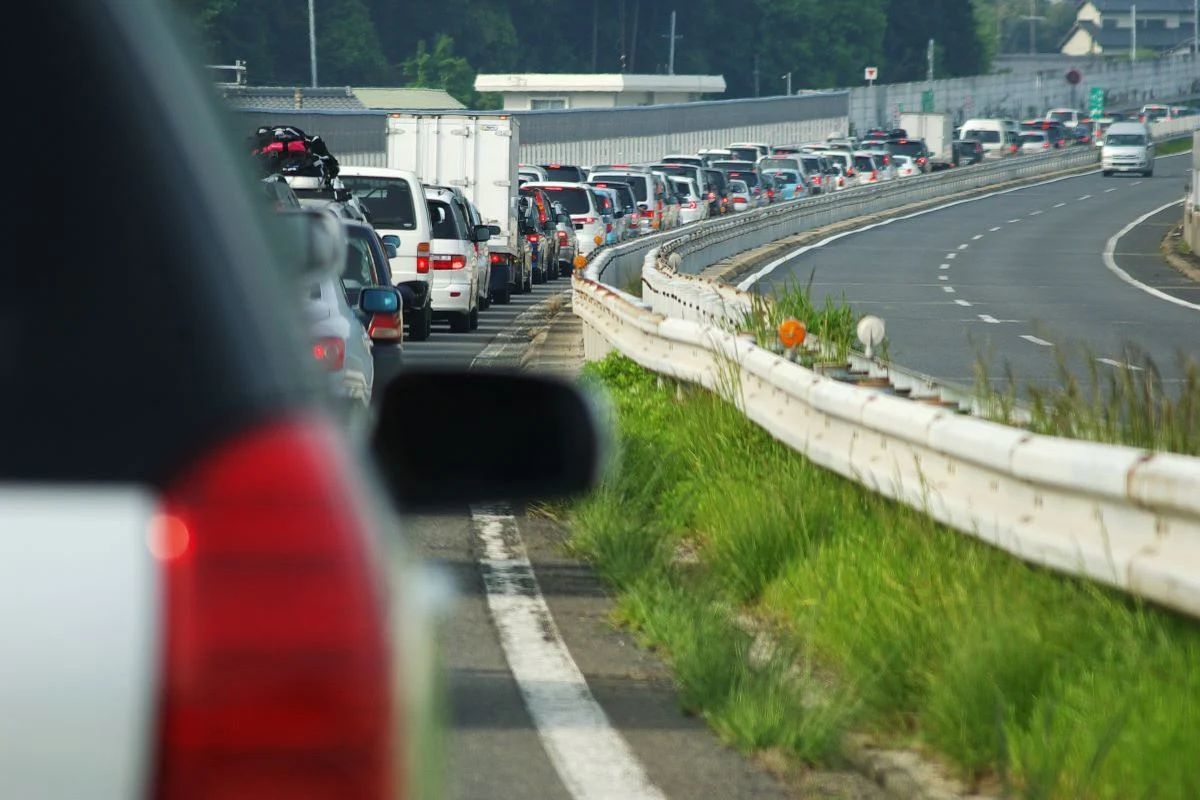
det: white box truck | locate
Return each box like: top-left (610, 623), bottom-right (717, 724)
top-left (899, 112), bottom-right (954, 169)
top-left (384, 112), bottom-right (530, 301)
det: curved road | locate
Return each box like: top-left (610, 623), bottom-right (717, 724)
top-left (752, 152), bottom-right (1199, 389)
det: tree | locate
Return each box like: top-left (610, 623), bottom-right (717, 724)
top-left (401, 35), bottom-right (478, 105)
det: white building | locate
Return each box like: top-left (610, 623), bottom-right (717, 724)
top-left (473, 73), bottom-right (726, 111)
top-left (1060, 0), bottom-right (1198, 56)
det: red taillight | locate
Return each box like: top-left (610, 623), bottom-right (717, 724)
top-left (687, 200), bottom-right (697, 209)
top-left (525, 233), bottom-right (539, 243)
top-left (766, 190), bottom-right (775, 199)
top-left (557, 231), bottom-right (569, 245)
top-left (847, 168), bottom-right (856, 177)
top-left (490, 252), bottom-right (505, 265)
top-left (416, 241), bottom-right (430, 274)
top-left (629, 211), bottom-right (640, 221)
top-left (707, 191), bottom-right (716, 200)
top-left (155, 419), bottom-right (393, 799)
top-left (605, 223), bottom-right (613, 233)
top-left (311, 337), bottom-right (346, 371)
top-left (813, 175), bottom-right (822, 185)
top-left (431, 254), bottom-right (467, 270)
top-left (917, 157), bottom-right (927, 165)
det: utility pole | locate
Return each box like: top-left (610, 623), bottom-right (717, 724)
top-left (1131, 4), bottom-right (1137, 62)
top-left (1029, 0), bottom-right (1036, 55)
top-left (629, 0), bottom-right (640, 72)
top-left (927, 38), bottom-right (935, 81)
top-left (781, 72), bottom-right (792, 95)
top-left (662, 10), bottom-right (682, 75)
top-left (308, 0), bottom-right (318, 88)
top-left (753, 53), bottom-right (760, 98)
top-left (591, 0), bottom-right (599, 72)
top-left (1193, 0), bottom-right (1198, 58)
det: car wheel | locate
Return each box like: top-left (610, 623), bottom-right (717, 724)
top-left (1144, 168), bottom-right (1154, 178)
top-left (469, 306), bottom-right (479, 330)
top-left (532, 266), bottom-right (544, 285)
top-left (450, 311), bottom-right (471, 333)
top-left (494, 285), bottom-right (511, 304)
top-left (408, 301), bottom-right (432, 342)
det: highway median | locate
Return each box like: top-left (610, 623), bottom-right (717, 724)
top-left (568, 353), bottom-right (1200, 799)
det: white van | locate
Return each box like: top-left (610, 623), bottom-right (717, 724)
top-left (1046, 108), bottom-right (1083, 129)
top-left (339, 166), bottom-right (435, 341)
top-left (1102, 121), bottom-right (1155, 177)
top-left (959, 119), bottom-right (1010, 159)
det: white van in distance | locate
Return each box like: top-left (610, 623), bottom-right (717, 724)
top-left (1101, 121), bottom-right (1155, 177)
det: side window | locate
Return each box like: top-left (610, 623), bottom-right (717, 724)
top-left (343, 236), bottom-right (374, 289)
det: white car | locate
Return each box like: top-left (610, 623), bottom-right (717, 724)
top-left (339, 166), bottom-right (435, 341)
top-left (728, 179), bottom-right (752, 212)
top-left (1018, 131), bottom-right (1052, 155)
top-left (523, 181), bottom-right (606, 257)
top-left (1102, 121), bottom-right (1155, 177)
top-left (892, 154), bottom-right (919, 178)
top-left (862, 149), bottom-right (896, 181)
top-left (425, 186), bottom-right (486, 333)
top-left (1046, 108), bottom-right (1083, 129)
top-left (669, 176), bottom-right (709, 225)
top-left (307, 275), bottom-right (375, 432)
top-left (589, 170), bottom-right (656, 234)
top-left (852, 151), bottom-right (884, 185)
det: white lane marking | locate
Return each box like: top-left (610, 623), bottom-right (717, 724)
top-left (737, 152), bottom-right (1187, 291)
top-left (1020, 335), bottom-right (1054, 347)
top-left (972, 234), bottom-right (984, 240)
top-left (946, 253), bottom-right (957, 260)
top-left (1053, 202), bottom-right (1066, 208)
top-left (1131, 181), bottom-right (1143, 187)
top-left (1097, 357), bottom-right (1145, 372)
top-left (955, 299), bottom-right (973, 307)
top-left (978, 314), bottom-right (1000, 323)
top-left (1105, 187), bottom-right (1118, 193)
top-left (939, 275), bottom-right (949, 281)
top-left (1029, 210), bottom-right (1043, 216)
top-left (939, 264), bottom-right (950, 270)
top-left (957, 243), bottom-right (969, 250)
top-left (943, 286), bottom-right (957, 293)
top-left (1008, 218), bottom-right (1022, 224)
top-left (989, 226), bottom-right (1002, 232)
top-left (1103, 199), bottom-right (1200, 312)
top-left (471, 507), bottom-right (668, 800)
top-left (1078, 194), bottom-right (1092, 201)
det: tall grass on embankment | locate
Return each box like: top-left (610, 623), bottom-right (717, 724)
top-left (570, 353), bottom-right (1200, 798)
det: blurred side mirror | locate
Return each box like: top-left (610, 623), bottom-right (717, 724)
top-left (275, 208), bottom-right (345, 279)
top-left (488, 224), bottom-right (502, 236)
top-left (360, 286), bottom-right (400, 314)
top-left (372, 371), bottom-right (604, 509)
top-left (473, 224), bottom-right (491, 243)
top-left (384, 242), bottom-right (398, 258)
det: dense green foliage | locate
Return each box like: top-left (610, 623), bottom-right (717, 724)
top-left (571, 353), bottom-right (1200, 797)
top-left (177, 0), bottom-right (995, 105)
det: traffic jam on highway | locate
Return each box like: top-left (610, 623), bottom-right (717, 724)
top-left (265, 103), bottom-right (1184, 425)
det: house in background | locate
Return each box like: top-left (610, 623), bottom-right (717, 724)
top-left (1060, 0), bottom-right (1197, 56)
top-left (473, 73), bottom-right (726, 111)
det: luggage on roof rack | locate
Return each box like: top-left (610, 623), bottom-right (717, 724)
top-left (250, 125), bottom-right (340, 183)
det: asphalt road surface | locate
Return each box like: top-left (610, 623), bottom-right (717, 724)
top-left (753, 152), bottom-right (1199, 391)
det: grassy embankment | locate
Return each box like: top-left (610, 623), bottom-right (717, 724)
top-left (568, 352), bottom-right (1200, 798)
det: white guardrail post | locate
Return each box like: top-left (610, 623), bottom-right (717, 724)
top-left (574, 128), bottom-right (1200, 619)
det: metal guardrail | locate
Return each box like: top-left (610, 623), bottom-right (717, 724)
top-left (574, 117), bottom-right (1200, 619)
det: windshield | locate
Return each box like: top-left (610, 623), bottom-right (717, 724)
top-left (538, 186), bottom-right (592, 214)
top-left (340, 176), bottom-right (417, 229)
top-left (541, 165), bottom-right (586, 182)
top-left (1106, 133), bottom-right (1147, 146)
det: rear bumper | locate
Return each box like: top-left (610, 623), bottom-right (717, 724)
top-left (431, 283), bottom-right (472, 313)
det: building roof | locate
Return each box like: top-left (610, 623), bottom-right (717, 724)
top-left (220, 86), bottom-right (366, 111)
top-left (473, 73), bottom-right (726, 95)
top-left (1088, 0), bottom-right (1195, 12)
top-left (1066, 18), bottom-right (1196, 50)
top-left (350, 87), bottom-right (465, 109)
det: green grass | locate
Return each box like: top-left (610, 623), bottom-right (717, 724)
top-left (1156, 136), bottom-right (1194, 157)
top-left (570, 354), bottom-right (1200, 798)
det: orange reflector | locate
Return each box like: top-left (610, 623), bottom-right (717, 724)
top-left (778, 318), bottom-right (807, 348)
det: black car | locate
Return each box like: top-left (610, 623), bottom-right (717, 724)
top-left (885, 138), bottom-right (932, 172)
top-left (953, 137), bottom-right (985, 166)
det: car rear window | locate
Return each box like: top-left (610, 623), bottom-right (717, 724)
top-left (1019, 133), bottom-right (1046, 143)
top-left (541, 165), bottom-right (586, 182)
top-left (725, 170), bottom-right (760, 188)
top-left (886, 141), bottom-right (925, 157)
top-left (593, 174), bottom-right (648, 202)
top-left (428, 200), bottom-right (464, 240)
top-left (854, 155), bottom-right (876, 171)
top-left (538, 186), bottom-right (592, 215)
top-left (964, 129), bottom-right (1000, 144)
top-left (340, 176), bottom-right (417, 229)
top-left (728, 147), bottom-right (760, 162)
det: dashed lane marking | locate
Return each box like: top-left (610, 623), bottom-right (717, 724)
top-left (1097, 358), bottom-right (1145, 372)
top-left (954, 299), bottom-right (973, 307)
top-left (939, 275), bottom-right (949, 281)
top-left (945, 253), bottom-right (957, 259)
top-left (1029, 210), bottom-right (1043, 216)
top-left (943, 286), bottom-right (956, 293)
top-left (1078, 194), bottom-right (1092, 200)
top-left (1020, 334), bottom-right (1053, 347)
top-left (978, 314), bottom-right (999, 323)
top-left (972, 234), bottom-right (984, 240)
top-left (939, 264), bottom-right (950, 270)
top-left (957, 243), bottom-right (969, 250)
top-left (989, 226), bottom-right (1002, 232)
top-left (1008, 218), bottom-right (1021, 224)
top-left (1053, 202), bottom-right (1066, 208)
top-left (1105, 187), bottom-right (1118, 193)
top-left (471, 507), bottom-right (668, 800)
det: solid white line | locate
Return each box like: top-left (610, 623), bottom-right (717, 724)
top-left (736, 151), bottom-right (1189, 291)
top-left (1020, 334), bottom-right (1053, 347)
top-left (972, 234), bottom-right (984, 240)
top-left (989, 226), bottom-right (1002, 232)
top-left (471, 508), bottom-right (668, 800)
top-left (1103, 199), bottom-right (1200, 312)
top-left (978, 314), bottom-right (999, 323)
top-left (955, 299), bottom-right (973, 307)
top-left (943, 286), bottom-right (956, 293)
top-left (1097, 357), bottom-right (1145, 372)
